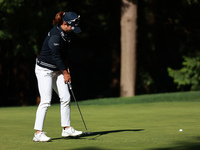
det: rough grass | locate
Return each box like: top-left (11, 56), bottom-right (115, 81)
top-left (0, 91), bottom-right (200, 150)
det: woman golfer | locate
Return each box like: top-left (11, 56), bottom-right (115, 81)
top-left (33, 11), bottom-right (82, 142)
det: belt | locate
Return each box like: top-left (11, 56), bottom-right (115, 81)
top-left (37, 60), bottom-right (58, 70)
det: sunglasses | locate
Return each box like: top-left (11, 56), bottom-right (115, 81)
top-left (64, 15), bottom-right (80, 27)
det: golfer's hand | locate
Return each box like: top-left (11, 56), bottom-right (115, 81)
top-left (62, 70), bottom-right (71, 84)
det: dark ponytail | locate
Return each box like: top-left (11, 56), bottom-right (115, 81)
top-left (53, 11), bottom-right (65, 25)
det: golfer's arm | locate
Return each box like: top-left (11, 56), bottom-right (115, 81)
top-left (49, 35), bottom-right (66, 71)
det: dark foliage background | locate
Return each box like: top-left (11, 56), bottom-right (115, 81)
top-left (0, 0), bottom-right (199, 106)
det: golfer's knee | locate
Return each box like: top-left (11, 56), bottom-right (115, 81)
top-left (38, 99), bottom-right (51, 108)
top-left (60, 95), bottom-right (71, 105)
top-left (39, 102), bottom-right (51, 108)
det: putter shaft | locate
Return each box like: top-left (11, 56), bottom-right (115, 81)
top-left (68, 82), bottom-right (88, 132)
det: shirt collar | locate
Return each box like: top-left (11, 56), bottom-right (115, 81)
top-left (57, 25), bottom-right (71, 42)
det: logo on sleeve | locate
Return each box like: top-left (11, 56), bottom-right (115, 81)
top-left (54, 43), bottom-right (60, 46)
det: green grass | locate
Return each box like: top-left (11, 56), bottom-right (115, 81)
top-left (1, 91), bottom-right (200, 150)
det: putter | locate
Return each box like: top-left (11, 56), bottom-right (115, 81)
top-left (68, 82), bottom-right (93, 135)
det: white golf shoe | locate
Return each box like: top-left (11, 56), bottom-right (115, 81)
top-left (62, 127), bottom-right (83, 137)
top-left (33, 132), bottom-right (51, 142)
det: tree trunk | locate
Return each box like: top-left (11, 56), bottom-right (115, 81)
top-left (120, 0), bottom-right (137, 97)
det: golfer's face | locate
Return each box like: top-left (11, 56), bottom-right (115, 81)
top-left (61, 22), bottom-right (72, 32)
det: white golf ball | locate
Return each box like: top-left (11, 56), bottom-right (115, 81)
top-left (179, 129), bottom-right (183, 132)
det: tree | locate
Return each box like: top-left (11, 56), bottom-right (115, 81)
top-left (120, 0), bottom-right (137, 97)
top-left (168, 56), bottom-right (200, 90)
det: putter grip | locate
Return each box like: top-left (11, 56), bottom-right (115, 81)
top-left (68, 82), bottom-right (72, 90)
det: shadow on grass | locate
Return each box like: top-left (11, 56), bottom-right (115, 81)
top-left (150, 137), bottom-right (200, 150)
top-left (51, 129), bottom-right (144, 141)
top-left (70, 147), bottom-right (112, 150)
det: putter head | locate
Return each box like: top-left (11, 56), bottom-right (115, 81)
top-left (84, 131), bottom-right (93, 135)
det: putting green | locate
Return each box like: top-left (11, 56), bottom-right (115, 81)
top-left (0, 92), bottom-right (200, 150)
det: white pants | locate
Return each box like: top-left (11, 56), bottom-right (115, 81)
top-left (34, 64), bottom-right (71, 131)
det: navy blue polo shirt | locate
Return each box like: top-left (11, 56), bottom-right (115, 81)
top-left (37, 25), bottom-right (71, 71)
